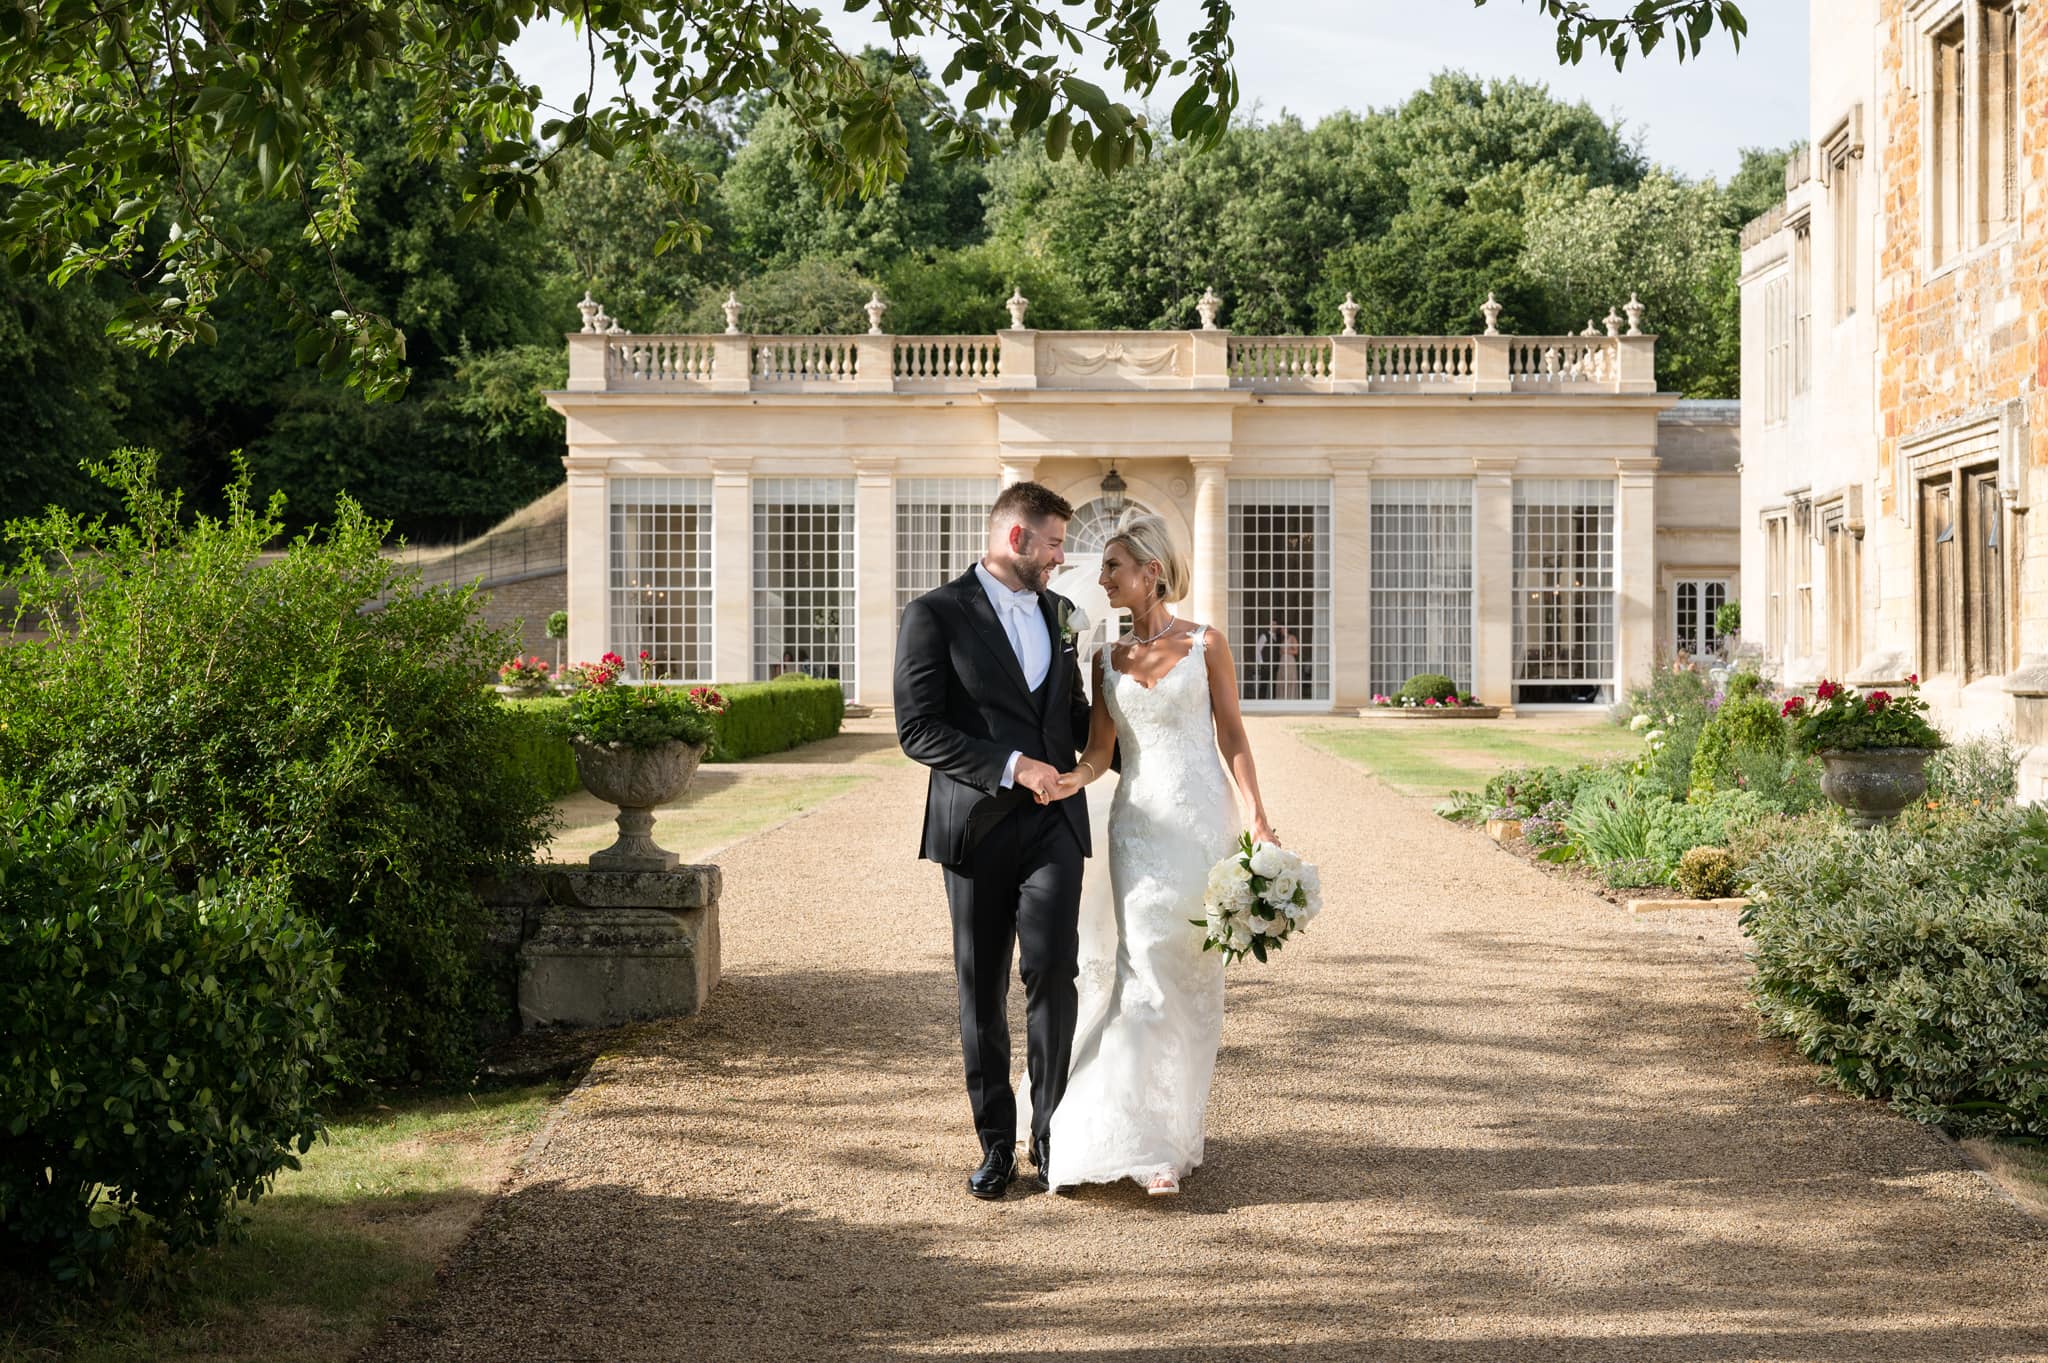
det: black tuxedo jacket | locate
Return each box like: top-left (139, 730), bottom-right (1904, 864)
top-left (894, 567), bottom-right (1093, 864)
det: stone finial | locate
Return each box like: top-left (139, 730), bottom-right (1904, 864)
top-left (1581, 319), bottom-right (1600, 338)
top-left (1006, 287), bottom-right (1030, 330)
top-left (1197, 286), bottom-right (1223, 331)
top-left (864, 291), bottom-right (887, 335)
top-left (605, 317), bottom-right (629, 336)
top-left (1603, 306), bottom-right (1624, 338)
top-left (1339, 292), bottom-right (1360, 337)
top-left (1625, 292), bottom-right (1646, 336)
top-left (577, 291), bottom-right (602, 334)
top-left (1481, 291), bottom-right (1502, 336)
top-left (722, 290), bottom-right (742, 335)
top-left (591, 304), bottom-right (614, 334)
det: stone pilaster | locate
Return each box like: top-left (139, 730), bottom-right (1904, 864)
top-left (564, 461), bottom-right (608, 667)
top-left (1331, 460), bottom-right (1374, 708)
top-left (1472, 460), bottom-right (1517, 710)
top-left (1613, 456), bottom-right (1662, 695)
top-left (999, 457), bottom-right (1040, 489)
top-left (1616, 457), bottom-right (1661, 698)
top-left (1191, 457), bottom-right (1230, 632)
top-left (711, 460), bottom-right (753, 684)
top-left (854, 457), bottom-right (897, 708)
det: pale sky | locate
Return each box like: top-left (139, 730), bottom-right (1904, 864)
top-left (505, 1), bottom-right (1809, 183)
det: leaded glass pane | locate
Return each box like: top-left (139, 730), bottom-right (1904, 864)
top-left (1228, 479), bottom-right (1333, 704)
top-left (1512, 478), bottom-right (1616, 704)
top-left (608, 478), bottom-right (713, 682)
top-left (753, 478), bottom-right (856, 696)
top-left (1370, 479), bottom-right (1474, 697)
top-left (895, 478), bottom-right (997, 615)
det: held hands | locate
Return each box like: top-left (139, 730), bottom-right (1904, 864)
top-left (1014, 755), bottom-right (1088, 806)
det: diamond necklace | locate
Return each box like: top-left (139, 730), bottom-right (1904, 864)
top-left (1130, 612), bottom-right (1177, 645)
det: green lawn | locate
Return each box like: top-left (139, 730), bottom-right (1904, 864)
top-left (3, 1084), bottom-right (563, 1363)
top-left (545, 771), bottom-right (869, 864)
top-left (1298, 718), bottom-right (1643, 799)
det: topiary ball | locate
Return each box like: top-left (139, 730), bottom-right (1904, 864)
top-left (1398, 673), bottom-right (1459, 704)
top-left (1675, 845), bottom-right (1739, 899)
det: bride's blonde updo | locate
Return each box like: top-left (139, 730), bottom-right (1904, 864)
top-left (1106, 510), bottom-right (1190, 605)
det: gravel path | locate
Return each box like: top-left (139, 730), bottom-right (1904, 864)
top-left (373, 718), bottom-right (2048, 1362)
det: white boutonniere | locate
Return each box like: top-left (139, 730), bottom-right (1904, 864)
top-left (1056, 599), bottom-right (1086, 648)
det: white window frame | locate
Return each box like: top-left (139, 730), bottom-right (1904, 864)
top-left (1672, 577), bottom-right (1733, 661)
top-left (1369, 478), bottom-right (1476, 698)
top-left (608, 477), bottom-right (714, 683)
top-left (1227, 478), bottom-right (1334, 709)
top-left (1510, 478), bottom-right (1617, 707)
top-left (752, 477), bottom-right (857, 696)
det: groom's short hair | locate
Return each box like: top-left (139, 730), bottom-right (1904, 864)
top-left (989, 481), bottom-right (1073, 531)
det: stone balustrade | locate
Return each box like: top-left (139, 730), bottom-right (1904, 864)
top-left (569, 325), bottom-right (1659, 396)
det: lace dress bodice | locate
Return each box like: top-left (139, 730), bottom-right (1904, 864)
top-left (1046, 625), bottom-right (1238, 1188)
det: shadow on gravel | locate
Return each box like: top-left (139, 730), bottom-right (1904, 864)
top-left (364, 1174), bottom-right (2048, 1362)
top-left (366, 914), bottom-right (2048, 1360)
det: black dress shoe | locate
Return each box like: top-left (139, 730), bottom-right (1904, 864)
top-left (968, 1144), bottom-right (1016, 1200)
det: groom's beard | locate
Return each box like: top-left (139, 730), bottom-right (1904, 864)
top-left (1012, 558), bottom-right (1051, 593)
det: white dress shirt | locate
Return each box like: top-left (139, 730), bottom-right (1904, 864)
top-left (974, 562), bottom-right (1052, 789)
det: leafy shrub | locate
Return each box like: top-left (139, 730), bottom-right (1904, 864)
top-left (1397, 673), bottom-right (1459, 704)
top-left (1675, 846), bottom-right (1738, 899)
top-left (498, 698), bottom-right (580, 800)
top-left (1628, 662), bottom-right (1712, 797)
top-left (1434, 791), bottom-right (1487, 824)
top-left (1566, 777), bottom-right (1655, 866)
top-left (1730, 748), bottom-right (1826, 814)
top-left (1601, 856), bottom-right (1665, 889)
top-left (1743, 807), bottom-right (2048, 1136)
top-left (1714, 599), bottom-right (1741, 641)
top-left (1483, 765), bottom-right (1556, 818)
top-left (1645, 788), bottom-right (1771, 878)
top-left (1927, 730), bottom-right (2021, 807)
top-left (1690, 694), bottom-right (1787, 794)
top-left (0, 791), bottom-right (340, 1283)
top-left (0, 452), bottom-right (557, 1086)
top-left (1722, 669), bottom-right (1766, 702)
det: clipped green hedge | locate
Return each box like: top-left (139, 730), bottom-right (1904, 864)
top-left (497, 697), bottom-right (580, 799)
top-left (0, 791), bottom-right (340, 1283)
top-left (710, 676), bottom-right (845, 761)
top-left (498, 676), bottom-right (845, 780)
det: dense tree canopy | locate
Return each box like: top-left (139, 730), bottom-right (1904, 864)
top-left (1, 3), bottom-right (1762, 536)
top-left (0, 0), bottom-right (1743, 398)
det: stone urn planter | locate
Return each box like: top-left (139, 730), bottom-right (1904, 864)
top-left (1817, 747), bottom-right (1936, 829)
top-left (570, 737), bottom-right (705, 871)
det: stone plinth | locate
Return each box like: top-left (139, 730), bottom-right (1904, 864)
top-left (480, 864), bottom-right (722, 1034)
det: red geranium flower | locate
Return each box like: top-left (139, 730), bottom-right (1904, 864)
top-left (1907, 673), bottom-right (1920, 686)
top-left (1815, 680), bottom-right (1839, 702)
top-left (1868, 690), bottom-right (1892, 710)
top-left (1781, 696), bottom-right (1805, 716)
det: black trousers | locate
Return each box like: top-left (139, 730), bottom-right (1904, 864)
top-left (941, 799), bottom-right (1083, 1154)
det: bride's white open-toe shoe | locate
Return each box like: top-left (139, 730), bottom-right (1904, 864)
top-left (1144, 1169), bottom-right (1181, 1197)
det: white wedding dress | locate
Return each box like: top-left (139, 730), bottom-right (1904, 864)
top-left (1045, 626), bottom-right (1239, 1188)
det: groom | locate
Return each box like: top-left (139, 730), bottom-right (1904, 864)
top-left (894, 481), bottom-right (1093, 1200)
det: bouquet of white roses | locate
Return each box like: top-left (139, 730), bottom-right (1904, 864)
top-left (1196, 832), bottom-right (1322, 964)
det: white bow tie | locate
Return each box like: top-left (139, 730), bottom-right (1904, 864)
top-left (998, 590), bottom-right (1037, 616)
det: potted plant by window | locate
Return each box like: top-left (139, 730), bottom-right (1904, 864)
top-left (1783, 676), bottom-right (1943, 828)
top-left (564, 650), bottom-right (728, 870)
top-left (497, 654), bottom-right (554, 697)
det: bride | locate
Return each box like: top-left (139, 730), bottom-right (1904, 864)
top-left (1038, 511), bottom-right (1277, 1197)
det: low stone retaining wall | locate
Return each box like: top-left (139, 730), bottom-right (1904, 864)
top-left (478, 864), bottom-right (721, 1037)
